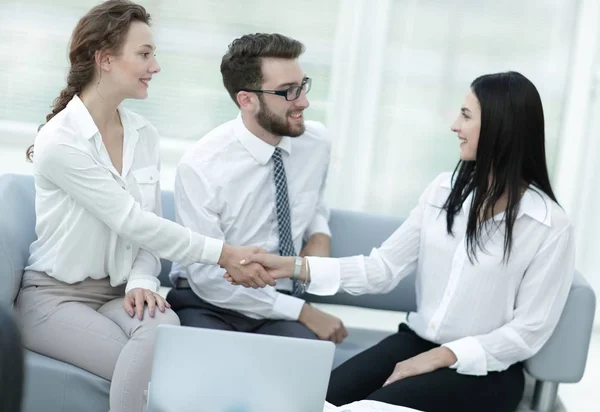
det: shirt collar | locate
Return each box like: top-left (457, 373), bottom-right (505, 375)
top-left (67, 95), bottom-right (147, 141)
top-left (67, 95), bottom-right (98, 140)
top-left (513, 188), bottom-right (552, 227)
top-left (440, 174), bottom-right (552, 227)
top-left (234, 114), bottom-right (292, 165)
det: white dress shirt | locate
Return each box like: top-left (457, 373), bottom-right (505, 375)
top-left (169, 115), bottom-right (331, 321)
top-left (26, 95), bottom-right (223, 293)
top-left (307, 172), bottom-right (575, 376)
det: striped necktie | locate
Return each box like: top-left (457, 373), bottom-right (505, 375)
top-left (272, 148), bottom-right (304, 296)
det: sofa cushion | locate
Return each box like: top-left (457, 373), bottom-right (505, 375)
top-left (23, 350), bottom-right (110, 412)
top-left (159, 191), bottom-right (176, 287)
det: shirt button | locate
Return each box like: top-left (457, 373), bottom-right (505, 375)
top-left (126, 245), bottom-right (131, 250)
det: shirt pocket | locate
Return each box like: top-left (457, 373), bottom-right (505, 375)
top-left (291, 191), bottom-right (318, 238)
top-left (132, 166), bottom-right (160, 211)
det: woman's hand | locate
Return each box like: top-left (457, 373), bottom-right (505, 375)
top-left (223, 253), bottom-right (296, 286)
top-left (218, 245), bottom-right (277, 288)
top-left (123, 288), bottom-right (170, 320)
top-left (383, 347), bottom-right (457, 386)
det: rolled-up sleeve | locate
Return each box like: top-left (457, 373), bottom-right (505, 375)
top-left (305, 139), bottom-right (331, 239)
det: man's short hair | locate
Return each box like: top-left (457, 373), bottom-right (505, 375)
top-left (220, 33), bottom-right (305, 107)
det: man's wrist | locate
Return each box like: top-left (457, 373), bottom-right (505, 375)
top-left (298, 302), bottom-right (313, 324)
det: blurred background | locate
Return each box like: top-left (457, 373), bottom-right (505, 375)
top-left (0, 0), bottom-right (599, 408)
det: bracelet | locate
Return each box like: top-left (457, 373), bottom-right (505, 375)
top-left (303, 258), bottom-right (311, 289)
top-left (291, 256), bottom-right (302, 280)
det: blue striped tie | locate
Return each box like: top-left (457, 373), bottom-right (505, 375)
top-left (272, 148), bottom-right (304, 296)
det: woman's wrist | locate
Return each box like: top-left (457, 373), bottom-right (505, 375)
top-left (432, 347), bottom-right (458, 368)
top-left (291, 257), bottom-right (303, 280)
top-left (217, 243), bottom-right (231, 267)
top-left (282, 256), bottom-right (308, 281)
top-left (300, 257), bottom-right (309, 282)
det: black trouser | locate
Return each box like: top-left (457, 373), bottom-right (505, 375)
top-left (166, 287), bottom-right (318, 340)
top-left (327, 323), bottom-right (524, 412)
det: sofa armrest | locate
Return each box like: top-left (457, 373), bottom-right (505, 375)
top-left (0, 174), bottom-right (37, 306)
top-left (524, 271), bottom-right (596, 382)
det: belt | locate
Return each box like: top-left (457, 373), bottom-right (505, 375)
top-left (174, 278), bottom-right (292, 295)
top-left (174, 278), bottom-right (191, 289)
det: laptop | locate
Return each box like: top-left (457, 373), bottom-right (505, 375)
top-left (147, 324), bottom-right (336, 412)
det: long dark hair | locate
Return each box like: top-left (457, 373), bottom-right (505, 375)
top-left (26, 0), bottom-right (151, 161)
top-left (442, 71), bottom-right (557, 262)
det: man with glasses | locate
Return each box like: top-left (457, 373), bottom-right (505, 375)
top-left (166, 33), bottom-right (347, 343)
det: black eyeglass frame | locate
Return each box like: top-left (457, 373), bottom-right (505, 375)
top-left (239, 77), bottom-right (311, 101)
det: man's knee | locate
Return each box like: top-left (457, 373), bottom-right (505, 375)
top-left (267, 321), bottom-right (318, 340)
top-left (293, 323), bottom-right (319, 340)
top-left (165, 288), bottom-right (186, 310)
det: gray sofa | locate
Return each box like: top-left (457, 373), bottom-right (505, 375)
top-left (0, 173), bottom-right (596, 412)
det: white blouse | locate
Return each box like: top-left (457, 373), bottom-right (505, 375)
top-left (26, 96), bottom-right (223, 293)
top-left (306, 172), bottom-right (575, 376)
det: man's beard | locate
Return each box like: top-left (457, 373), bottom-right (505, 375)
top-left (256, 99), bottom-right (305, 137)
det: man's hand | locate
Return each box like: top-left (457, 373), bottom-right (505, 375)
top-left (298, 303), bottom-right (348, 343)
top-left (123, 288), bottom-right (170, 320)
top-left (218, 245), bottom-right (275, 288)
top-left (224, 253), bottom-right (297, 286)
top-left (383, 347), bottom-right (458, 386)
top-left (300, 233), bottom-right (331, 257)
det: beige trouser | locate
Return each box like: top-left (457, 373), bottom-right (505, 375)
top-left (15, 271), bottom-right (180, 412)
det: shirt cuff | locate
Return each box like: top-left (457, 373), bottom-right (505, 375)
top-left (125, 276), bottom-right (161, 294)
top-left (306, 214), bottom-right (332, 238)
top-left (442, 336), bottom-right (488, 376)
top-left (201, 237), bottom-right (224, 265)
top-left (305, 257), bottom-right (340, 295)
top-left (272, 293), bottom-right (305, 321)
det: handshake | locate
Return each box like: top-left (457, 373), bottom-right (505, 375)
top-left (217, 244), bottom-right (304, 289)
top-left (217, 244), bottom-right (348, 343)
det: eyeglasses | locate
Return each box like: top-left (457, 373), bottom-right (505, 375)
top-left (239, 77), bottom-right (311, 101)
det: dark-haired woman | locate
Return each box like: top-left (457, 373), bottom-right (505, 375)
top-left (235, 71), bottom-right (575, 412)
top-left (16, 1), bottom-right (272, 411)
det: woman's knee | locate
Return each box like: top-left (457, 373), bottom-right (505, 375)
top-left (131, 308), bottom-right (180, 339)
top-left (151, 308), bottom-right (180, 327)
